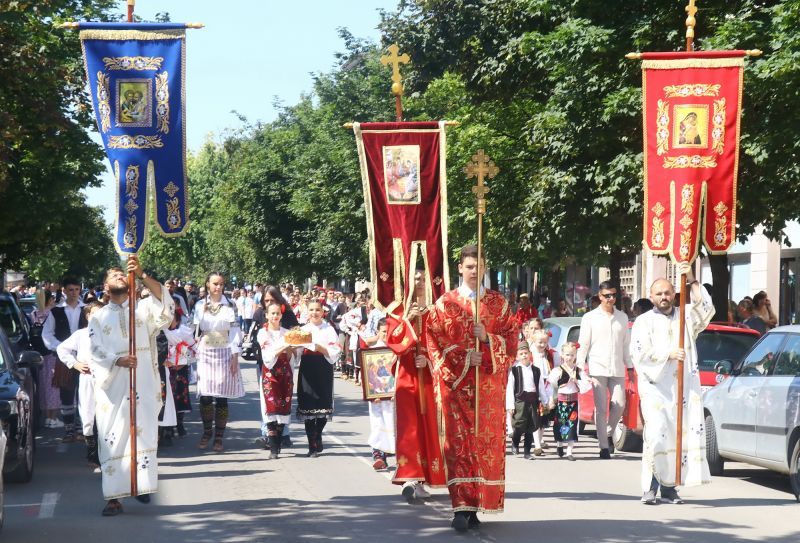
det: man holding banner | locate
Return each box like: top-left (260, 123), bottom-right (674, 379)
top-left (89, 257), bottom-right (173, 515)
top-left (631, 266), bottom-right (714, 504)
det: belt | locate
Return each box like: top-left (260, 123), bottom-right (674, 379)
top-left (203, 331), bottom-right (228, 348)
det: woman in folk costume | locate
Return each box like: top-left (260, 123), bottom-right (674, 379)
top-left (295, 300), bottom-right (341, 457)
top-left (257, 302), bottom-right (296, 459)
top-left (33, 289), bottom-right (62, 428)
top-left (162, 307), bottom-right (196, 438)
top-left (193, 272), bottom-right (244, 452)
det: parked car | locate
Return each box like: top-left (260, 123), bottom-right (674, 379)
top-left (561, 317), bottom-right (759, 451)
top-left (0, 424), bottom-right (6, 530)
top-left (0, 326), bottom-right (42, 483)
top-left (704, 325), bottom-right (800, 501)
top-left (0, 293), bottom-right (33, 359)
top-left (543, 317), bottom-right (582, 367)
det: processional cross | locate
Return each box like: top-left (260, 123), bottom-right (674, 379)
top-left (380, 43), bottom-right (410, 121)
top-left (463, 149), bottom-right (499, 436)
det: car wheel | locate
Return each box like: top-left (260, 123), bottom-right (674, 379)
top-left (790, 438), bottom-right (800, 503)
top-left (612, 421), bottom-right (643, 452)
top-left (705, 414), bottom-right (724, 476)
top-left (6, 413), bottom-right (34, 483)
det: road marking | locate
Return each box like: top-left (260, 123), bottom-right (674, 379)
top-left (326, 431), bottom-right (497, 543)
top-left (38, 492), bottom-right (59, 518)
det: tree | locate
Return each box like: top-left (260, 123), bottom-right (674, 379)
top-left (0, 1), bottom-right (117, 274)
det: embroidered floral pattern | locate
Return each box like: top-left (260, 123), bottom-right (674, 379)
top-left (711, 98), bottom-right (726, 154)
top-left (663, 155), bottom-right (717, 169)
top-left (96, 72), bottom-right (111, 133)
top-left (103, 56), bottom-right (164, 71)
top-left (656, 100), bottom-right (670, 155)
top-left (155, 71), bottom-right (170, 133)
top-left (108, 134), bottom-right (164, 149)
top-left (662, 83), bottom-right (720, 98)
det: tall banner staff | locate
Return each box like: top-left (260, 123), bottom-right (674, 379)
top-left (464, 150), bottom-right (498, 436)
top-left (627, 0), bottom-right (759, 485)
top-left (61, 0), bottom-right (201, 498)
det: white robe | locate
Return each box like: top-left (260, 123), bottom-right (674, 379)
top-left (631, 287), bottom-right (714, 491)
top-left (89, 287), bottom-right (174, 500)
top-left (55, 328), bottom-right (96, 436)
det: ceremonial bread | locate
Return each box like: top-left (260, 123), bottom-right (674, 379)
top-left (285, 328), bottom-right (313, 345)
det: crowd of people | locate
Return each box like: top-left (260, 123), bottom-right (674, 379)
top-left (1, 248), bottom-right (775, 528)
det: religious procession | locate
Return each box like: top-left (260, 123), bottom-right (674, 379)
top-left (1, 1), bottom-right (799, 542)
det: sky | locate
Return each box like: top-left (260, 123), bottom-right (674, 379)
top-left (84, 0), bottom-right (399, 224)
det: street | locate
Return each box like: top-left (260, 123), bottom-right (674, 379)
top-left (3, 359), bottom-right (798, 543)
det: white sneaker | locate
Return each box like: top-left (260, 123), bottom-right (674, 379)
top-left (414, 483), bottom-right (431, 499)
top-left (51, 419), bottom-right (65, 428)
top-left (44, 418), bottom-right (54, 428)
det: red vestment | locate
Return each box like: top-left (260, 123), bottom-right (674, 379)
top-left (515, 305), bottom-right (538, 326)
top-left (385, 310), bottom-right (446, 487)
top-left (424, 288), bottom-right (518, 513)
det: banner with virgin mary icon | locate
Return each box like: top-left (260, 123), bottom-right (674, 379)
top-left (639, 51), bottom-right (745, 264)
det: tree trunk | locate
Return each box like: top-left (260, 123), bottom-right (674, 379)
top-left (608, 246), bottom-right (623, 310)
top-left (489, 267), bottom-right (499, 291)
top-left (708, 253), bottom-right (730, 321)
top-left (548, 268), bottom-right (562, 311)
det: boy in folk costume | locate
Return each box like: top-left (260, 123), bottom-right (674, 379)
top-left (505, 341), bottom-right (547, 459)
top-left (424, 244), bottom-right (518, 532)
top-left (56, 301), bottom-right (105, 468)
top-left (530, 329), bottom-right (555, 455)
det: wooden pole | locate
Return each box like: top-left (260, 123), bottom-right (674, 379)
top-left (395, 95), bottom-right (403, 123)
top-left (675, 0), bottom-right (698, 487)
top-left (473, 216), bottom-right (483, 436)
top-left (414, 314), bottom-right (426, 415)
top-left (126, 0), bottom-right (138, 499)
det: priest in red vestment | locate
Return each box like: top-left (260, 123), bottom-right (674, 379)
top-left (386, 270), bottom-right (446, 502)
top-left (424, 245), bottom-right (519, 532)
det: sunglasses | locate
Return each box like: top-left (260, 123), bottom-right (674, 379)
top-left (600, 293), bottom-right (617, 299)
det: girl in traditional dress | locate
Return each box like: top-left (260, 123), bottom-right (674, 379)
top-left (530, 329), bottom-right (555, 455)
top-left (547, 342), bottom-right (589, 460)
top-left (33, 289), bottom-right (62, 427)
top-left (295, 300), bottom-right (341, 457)
top-left (163, 308), bottom-right (196, 437)
top-left (193, 272), bottom-right (244, 452)
top-left (257, 302), bottom-right (297, 459)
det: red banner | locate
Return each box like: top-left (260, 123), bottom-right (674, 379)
top-left (353, 122), bottom-right (450, 312)
top-left (640, 51), bottom-right (745, 264)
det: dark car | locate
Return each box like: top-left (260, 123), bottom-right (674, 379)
top-left (0, 293), bottom-right (33, 359)
top-left (0, 327), bottom-right (41, 482)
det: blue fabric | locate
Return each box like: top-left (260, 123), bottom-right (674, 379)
top-left (80, 25), bottom-right (188, 254)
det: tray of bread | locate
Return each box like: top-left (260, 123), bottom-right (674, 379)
top-left (284, 328), bottom-right (313, 345)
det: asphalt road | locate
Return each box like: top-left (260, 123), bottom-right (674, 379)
top-left (3, 359), bottom-right (798, 542)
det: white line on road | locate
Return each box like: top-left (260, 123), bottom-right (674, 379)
top-left (38, 492), bottom-right (59, 518)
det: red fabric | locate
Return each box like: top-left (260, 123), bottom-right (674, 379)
top-left (515, 305), bottom-right (538, 326)
top-left (424, 289), bottom-right (519, 512)
top-left (261, 354), bottom-right (293, 416)
top-left (385, 311), bottom-right (446, 486)
top-left (641, 52), bottom-right (743, 263)
top-left (356, 122), bottom-right (448, 309)
top-left (622, 376), bottom-right (643, 432)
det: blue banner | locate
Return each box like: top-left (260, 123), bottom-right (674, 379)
top-left (79, 23), bottom-right (189, 254)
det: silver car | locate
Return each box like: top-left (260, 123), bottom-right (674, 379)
top-left (704, 324), bottom-right (800, 501)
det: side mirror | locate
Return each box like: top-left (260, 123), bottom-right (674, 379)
top-left (714, 359), bottom-right (733, 376)
top-left (0, 400), bottom-right (13, 420)
top-left (18, 350), bottom-right (43, 369)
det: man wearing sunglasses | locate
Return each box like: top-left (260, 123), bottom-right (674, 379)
top-left (577, 281), bottom-right (634, 459)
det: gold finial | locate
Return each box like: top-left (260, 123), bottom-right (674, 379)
top-left (380, 43), bottom-right (410, 97)
top-left (464, 149), bottom-right (499, 215)
top-left (685, 0), bottom-right (698, 42)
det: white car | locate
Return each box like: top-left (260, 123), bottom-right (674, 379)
top-left (703, 324), bottom-right (800, 501)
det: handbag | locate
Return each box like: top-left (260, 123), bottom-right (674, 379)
top-left (240, 322), bottom-right (261, 361)
top-left (622, 376), bottom-right (644, 432)
top-left (52, 358), bottom-right (78, 388)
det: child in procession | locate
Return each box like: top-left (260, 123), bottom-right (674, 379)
top-left (505, 341), bottom-right (547, 459)
top-left (530, 329), bottom-right (555, 455)
top-left (548, 342), bottom-right (589, 460)
top-left (366, 318), bottom-right (396, 470)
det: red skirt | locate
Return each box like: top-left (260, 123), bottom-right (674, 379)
top-left (262, 354), bottom-right (293, 416)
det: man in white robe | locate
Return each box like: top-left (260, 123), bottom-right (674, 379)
top-left (89, 256), bottom-right (174, 516)
top-left (631, 266), bottom-right (714, 505)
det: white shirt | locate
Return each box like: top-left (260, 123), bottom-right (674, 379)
top-left (42, 300), bottom-right (85, 350)
top-left (55, 327), bottom-right (91, 370)
top-left (576, 306), bottom-right (632, 378)
top-left (505, 362), bottom-right (548, 409)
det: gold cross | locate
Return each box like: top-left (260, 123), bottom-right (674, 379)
top-left (464, 150), bottom-right (499, 212)
top-left (380, 43), bottom-right (410, 96)
top-left (685, 0), bottom-right (698, 18)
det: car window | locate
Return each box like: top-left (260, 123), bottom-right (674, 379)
top-left (544, 323), bottom-right (561, 348)
top-left (0, 300), bottom-right (20, 338)
top-left (696, 331), bottom-right (759, 371)
top-left (772, 334), bottom-right (800, 377)
top-left (738, 333), bottom-right (785, 377)
top-left (566, 326), bottom-right (580, 343)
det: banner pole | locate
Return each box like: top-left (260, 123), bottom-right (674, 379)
top-left (380, 44), bottom-right (409, 122)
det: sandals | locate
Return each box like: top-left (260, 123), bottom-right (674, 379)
top-left (198, 433), bottom-right (212, 450)
top-left (101, 499), bottom-right (123, 516)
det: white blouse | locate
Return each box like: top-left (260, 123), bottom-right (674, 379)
top-left (193, 298), bottom-right (241, 353)
top-left (257, 326), bottom-right (297, 370)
